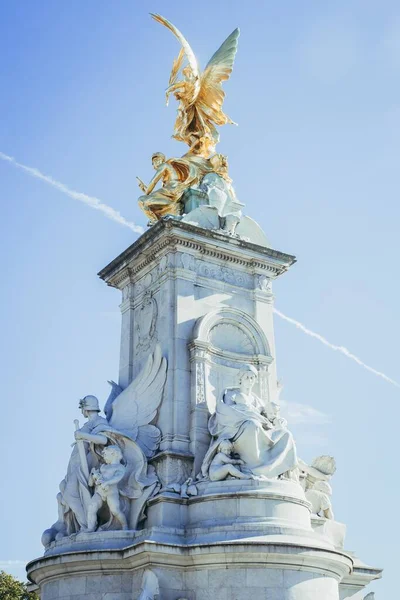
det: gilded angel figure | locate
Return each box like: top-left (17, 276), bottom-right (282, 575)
top-left (151, 14), bottom-right (239, 155)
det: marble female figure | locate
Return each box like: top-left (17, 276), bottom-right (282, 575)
top-left (205, 365), bottom-right (298, 479)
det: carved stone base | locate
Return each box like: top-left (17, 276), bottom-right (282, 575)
top-left (29, 480), bottom-right (381, 599)
top-left (150, 450), bottom-right (194, 488)
top-left (29, 535), bottom-right (379, 600)
top-left (182, 188), bottom-right (209, 214)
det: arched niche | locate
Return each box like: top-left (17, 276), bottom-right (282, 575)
top-left (188, 307), bottom-right (274, 473)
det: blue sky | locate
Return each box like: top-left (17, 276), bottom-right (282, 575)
top-left (0, 1), bottom-right (399, 596)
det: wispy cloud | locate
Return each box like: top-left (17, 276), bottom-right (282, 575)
top-left (0, 152), bottom-right (144, 234)
top-left (280, 399), bottom-right (331, 425)
top-left (274, 308), bottom-right (400, 389)
top-left (0, 560), bottom-right (27, 567)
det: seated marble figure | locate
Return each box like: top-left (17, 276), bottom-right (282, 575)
top-left (200, 365), bottom-right (298, 481)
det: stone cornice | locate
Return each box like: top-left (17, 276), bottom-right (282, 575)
top-left (341, 564), bottom-right (383, 588)
top-left (27, 538), bottom-right (352, 585)
top-left (98, 219), bottom-right (296, 290)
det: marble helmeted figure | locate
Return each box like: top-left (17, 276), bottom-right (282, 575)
top-left (42, 346), bottom-right (167, 545)
top-left (200, 365), bottom-right (298, 480)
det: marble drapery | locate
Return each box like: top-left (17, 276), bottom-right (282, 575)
top-left (205, 387), bottom-right (297, 479)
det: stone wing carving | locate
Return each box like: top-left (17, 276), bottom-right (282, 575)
top-left (107, 344), bottom-right (167, 457)
top-left (104, 380), bottom-right (123, 420)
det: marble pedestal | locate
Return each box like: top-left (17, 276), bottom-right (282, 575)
top-left (28, 479), bottom-right (378, 600)
top-left (28, 220), bottom-right (382, 599)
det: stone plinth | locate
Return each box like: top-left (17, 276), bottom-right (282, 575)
top-left (28, 220), bottom-right (382, 599)
top-left (29, 536), bottom-right (353, 600)
top-left (29, 476), bottom-right (359, 599)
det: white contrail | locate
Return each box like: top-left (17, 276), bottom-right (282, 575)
top-left (273, 307), bottom-right (400, 388)
top-left (0, 152), bottom-right (144, 234)
top-left (2, 151), bottom-right (397, 389)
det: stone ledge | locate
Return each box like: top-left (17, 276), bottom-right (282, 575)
top-left (98, 218), bottom-right (296, 289)
top-left (27, 538), bottom-right (353, 586)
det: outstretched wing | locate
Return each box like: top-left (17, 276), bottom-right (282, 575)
top-left (197, 28), bottom-right (239, 124)
top-left (104, 380), bottom-right (123, 421)
top-left (108, 345), bottom-right (167, 456)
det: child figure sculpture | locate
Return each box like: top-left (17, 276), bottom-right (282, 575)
top-left (209, 440), bottom-right (253, 481)
top-left (86, 445), bottom-right (128, 532)
top-left (305, 481), bottom-right (334, 520)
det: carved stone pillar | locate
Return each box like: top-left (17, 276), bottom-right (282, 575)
top-left (188, 342), bottom-right (212, 475)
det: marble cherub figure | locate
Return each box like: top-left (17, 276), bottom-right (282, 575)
top-left (305, 480), bottom-right (334, 520)
top-left (209, 439), bottom-right (252, 481)
top-left (86, 445), bottom-right (128, 532)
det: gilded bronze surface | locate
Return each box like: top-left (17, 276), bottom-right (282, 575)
top-left (152, 13), bottom-right (239, 156)
top-left (137, 15), bottom-right (240, 223)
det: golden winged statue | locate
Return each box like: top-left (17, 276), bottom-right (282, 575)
top-left (151, 13), bottom-right (239, 157)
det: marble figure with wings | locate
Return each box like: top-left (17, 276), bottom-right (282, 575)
top-left (42, 346), bottom-right (167, 543)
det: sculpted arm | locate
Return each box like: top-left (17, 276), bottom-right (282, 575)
top-left (221, 455), bottom-right (243, 465)
top-left (146, 166), bottom-right (167, 195)
top-left (102, 467), bottom-right (125, 487)
top-left (75, 431), bottom-right (108, 445)
top-left (166, 81), bottom-right (185, 96)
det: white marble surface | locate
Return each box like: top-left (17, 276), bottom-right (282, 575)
top-left (31, 221), bottom-right (381, 599)
top-left (181, 205), bottom-right (271, 247)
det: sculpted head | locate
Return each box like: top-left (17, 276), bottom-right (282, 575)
top-left (182, 65), bottom-right (194, 80)
top-left (79, 395), bottom-right (100, 417)
top-left (210, 153), bottom-right (228, 171)
top-left (219, 439), bottom-right (233, 455)
top-left (152, 152), bottom-right (165, 169)
top-left (238, 364), bottom-right (258, 393)
top-left (102, 445), bottom-right (123, 464)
